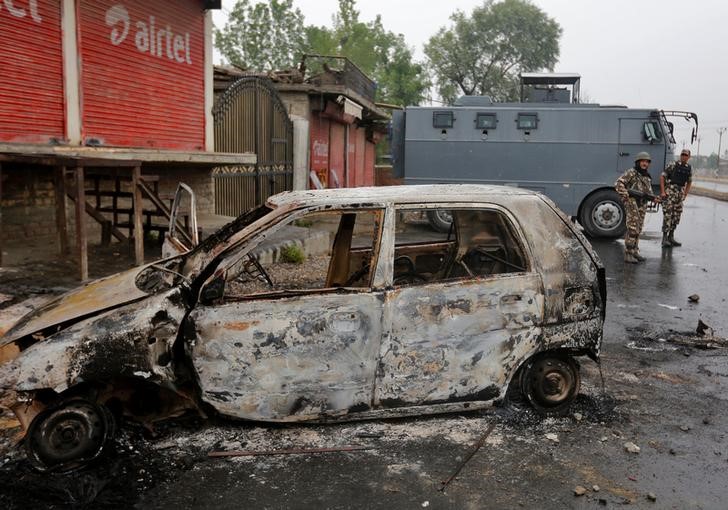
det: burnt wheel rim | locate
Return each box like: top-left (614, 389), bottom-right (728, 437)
top-left (527, 358), bottom-right (577, 407)
top-left (26, 399), bottom-right (112, 472)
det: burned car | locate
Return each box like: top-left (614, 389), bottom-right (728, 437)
top-left (0, 184), bottom-right (605, 471)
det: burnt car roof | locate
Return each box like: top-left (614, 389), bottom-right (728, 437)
top-left (266, 184), bottom-right (534, 209)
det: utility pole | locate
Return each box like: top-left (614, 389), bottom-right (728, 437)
top-left (718, 128), bottom-right (727, 174)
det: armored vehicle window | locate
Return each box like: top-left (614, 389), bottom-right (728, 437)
top-left (476, 113), bottom-right (497, 130)
top-left (223, 209), bottom-right (382, 298)
top-left (433, 111), bottom-right (454, 129)
top-left (392, 207), bottom-right (528, 287)
top-left (516, 113), bottom-right (538, 130)
top-left (643, 121), bottom-right (662, 143)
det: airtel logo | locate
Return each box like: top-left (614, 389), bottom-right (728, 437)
top-left (0, 0), bottom-right (42, 23)
top-left (105, 4), bottom-right (192, 65)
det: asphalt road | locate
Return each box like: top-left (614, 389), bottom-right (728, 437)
top-left (1, 196), bottom-right (727, 509)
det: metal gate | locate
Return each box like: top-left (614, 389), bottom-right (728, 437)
top-left (213, 77), bottom-right (293, 216)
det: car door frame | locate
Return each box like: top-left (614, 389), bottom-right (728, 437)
top-left (374, 201), bottom-right (545, 409)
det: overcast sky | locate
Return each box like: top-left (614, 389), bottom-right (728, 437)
top-left (214, 0), bottom-right (728, 156)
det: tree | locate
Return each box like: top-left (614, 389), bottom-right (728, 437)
top-left (424, 0), bottom-right (561, 104)
top-left (305, 0), bottom-right (429, 106)
top-left (215, 0), bottom-right (305, 70)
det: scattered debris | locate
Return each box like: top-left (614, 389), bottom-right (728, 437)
top-left (439, 422), bottom-right (497, 491)
top-left (703, 417), bottom-right (711, 425)
top-left (574, 486), bottom-right (588, 496)
top-left (688, 294), bottom-right (700, 303)
top-left (421, 501), bottom-right (430, 508)
top-left (679, 425), bottom-right (691, 432)
top-left (624, 442), bottom-right (641, 454)
top-left (696, 319), bottom-right (713, 337)
top-left (592, 484), bottom-right (600, 492)
top-left (208, 445), bottom-right (372, 458)
top-left (573, 412), bottom-right (583, 422)
top-left (658, 303), bottom-right (679, 311)
top-left (545, 433), bottom-right (559, 443)
top-left (647, 492), bottom-right (657, 502)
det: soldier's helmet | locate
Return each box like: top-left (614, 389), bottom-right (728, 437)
top-left (634, 152), bottom-right (651, 162)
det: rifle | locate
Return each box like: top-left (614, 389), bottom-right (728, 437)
top-left (627, 189), bottom-right (659, 202)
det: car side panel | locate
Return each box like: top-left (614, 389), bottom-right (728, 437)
top-left (374, 274), bottom-right (544, 407)
top-left (188, 292), bottom-right (383, 421)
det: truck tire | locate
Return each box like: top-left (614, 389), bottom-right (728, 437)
top-left (427, 210), bottom-right (453, 233)
top-left (579, 189), bottom-right (626, 238)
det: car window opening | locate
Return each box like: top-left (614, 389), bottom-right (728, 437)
top-left (393, 208), bottom-right (528, 287)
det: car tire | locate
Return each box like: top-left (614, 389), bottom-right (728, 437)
top-left (520, 354), bottom-right (580, 416)
top-left (426, 210), bottom-right (453, 233)
top-left (25, 398), bottom-right (116, 473)
top-left (579, 189), bottom-right (626, 238)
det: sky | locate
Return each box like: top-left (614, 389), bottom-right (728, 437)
top-left (214, 0), bottom-right (728, 156)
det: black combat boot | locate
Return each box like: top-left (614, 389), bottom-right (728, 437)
top-left (669, 231), bottom-right (682, 247)
top-left (662, 233), bottom-right (671, 248)
top-left (634, 253), bottom-right (646, 262)
top-left (624, 254), bottom-right (639, 264)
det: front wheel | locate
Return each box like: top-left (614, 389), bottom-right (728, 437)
top-left (579, 189), bottom-right (626, 238)
top-left (426, 210), bottom-right (453, 233)
top-left (520, 354), bottom-right (580, 416)
top-left (25, 398), bottom-right (116, 473)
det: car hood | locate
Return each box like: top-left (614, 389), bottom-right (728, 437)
top-left (1, 265), bottom-right (151, 346)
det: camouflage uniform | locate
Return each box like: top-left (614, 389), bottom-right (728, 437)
top-left (615, 167), bottom-right (653, 260)
top-left (661, 161), bottom-right (691, 235)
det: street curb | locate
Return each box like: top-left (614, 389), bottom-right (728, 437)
top-left (690, 186), bottom-right (728, 202)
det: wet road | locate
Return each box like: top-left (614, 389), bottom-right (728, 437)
top-left (2, 197), bottom-right (727, 509)
top-left (693, 178), bottom-right (728, 193)
top-left (134, 196), bottom-right (728, 510)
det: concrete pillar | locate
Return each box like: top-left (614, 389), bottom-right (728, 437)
top-left (292, 118), bottom-right (310, 191)
top-left (61, 0), bottom-right (81, 144)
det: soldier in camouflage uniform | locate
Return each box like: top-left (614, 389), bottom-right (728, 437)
top-left (615, 152), bottom-right (659, 263)
top-left (660, 148), bottom-right (692, 247)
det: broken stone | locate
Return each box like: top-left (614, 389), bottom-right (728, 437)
top-left (592, 484), bottom-right (600, 492)
top-left (669, 448), bottom-right (676, 455)
top-left (574, 486), bottom-right (588, 496)
top-left (696, 319), bottom-right (714, 337)
top-left (688, 294), bottom-right (700, 303)
top-left (545, 433), bottom-right (559, 443)
top-left (421, 502), bottom-right (429, 508)
top-left (647, 492), bottom-right (657, 502)
top-left (600, 436), bottom-right (608, 442)
top-left (680, 425), bottom-right (691, 432)
top-left (624, 441), bottom-right (641, 454)
top-left (573, 412), bottom-right (583, 422)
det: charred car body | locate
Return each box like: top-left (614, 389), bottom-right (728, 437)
top-left (0, 184), bottom-right (605, 471)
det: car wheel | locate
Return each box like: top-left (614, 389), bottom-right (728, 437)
top-left (520, 354), bottom-right (580, 416)
top-left (25, 398), bottom-right (115, 473)
top-left (426, 210), bottom-right (453, 233)
top-left (579, 189), bottom-right (626, 238)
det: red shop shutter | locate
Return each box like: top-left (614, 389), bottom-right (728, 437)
top-left (0, 0), bottom-right (65, 144)
top-left (329, 122), bottom-right (345, 188)
top-left (77, 0), bottom-right (205, 150)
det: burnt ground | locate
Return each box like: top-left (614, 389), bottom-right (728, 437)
top-left (1, 195), bottom-right (727, 509)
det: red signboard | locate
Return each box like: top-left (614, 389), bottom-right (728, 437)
top-left (77, 0), bottom-right (205, 150)
top-left (0, 0), bottom-right (65, 144)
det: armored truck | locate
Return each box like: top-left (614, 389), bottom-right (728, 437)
top-left (391, 73), bottom-right (698, 238)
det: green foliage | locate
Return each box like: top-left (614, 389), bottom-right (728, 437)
top-left (425, 0), bottom-right (562, 104)
top-left (280, 244), bottom-right (306, 264)
top-left (215, 0), bottom-right (305, 70)
top-left (216, 0), bottom-right (429, 106)
top-left (305, 0), bottom-right (430, 106)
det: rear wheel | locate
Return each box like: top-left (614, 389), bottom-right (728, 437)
top-left (427, 210), bottom-right (453, 233)
top-left (521, 354), bottom-right (580, 416)
top-left (25, 398), bottom-right (115, 473)
top-left (579, 189), bottom-right (626, 238)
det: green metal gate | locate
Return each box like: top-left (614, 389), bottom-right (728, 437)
top-left (213, 77), bottom-right (293, 216)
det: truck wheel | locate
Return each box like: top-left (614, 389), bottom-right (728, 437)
top-left (520, 354), bottom-right (580, 416)
top-left (427, 210), bottom-right (453, 233)
top-left (579, 190), bottom-right (626, 238)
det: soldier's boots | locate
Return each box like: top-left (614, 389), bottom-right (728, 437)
top-left (668, 231), bottom-right (682, 246)
top-left (634, 253), bottom-right (647, 262)
top-left (662, 233), bottom-right (672, 248)
top-left (624, 254), bottom-right (640, 264)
